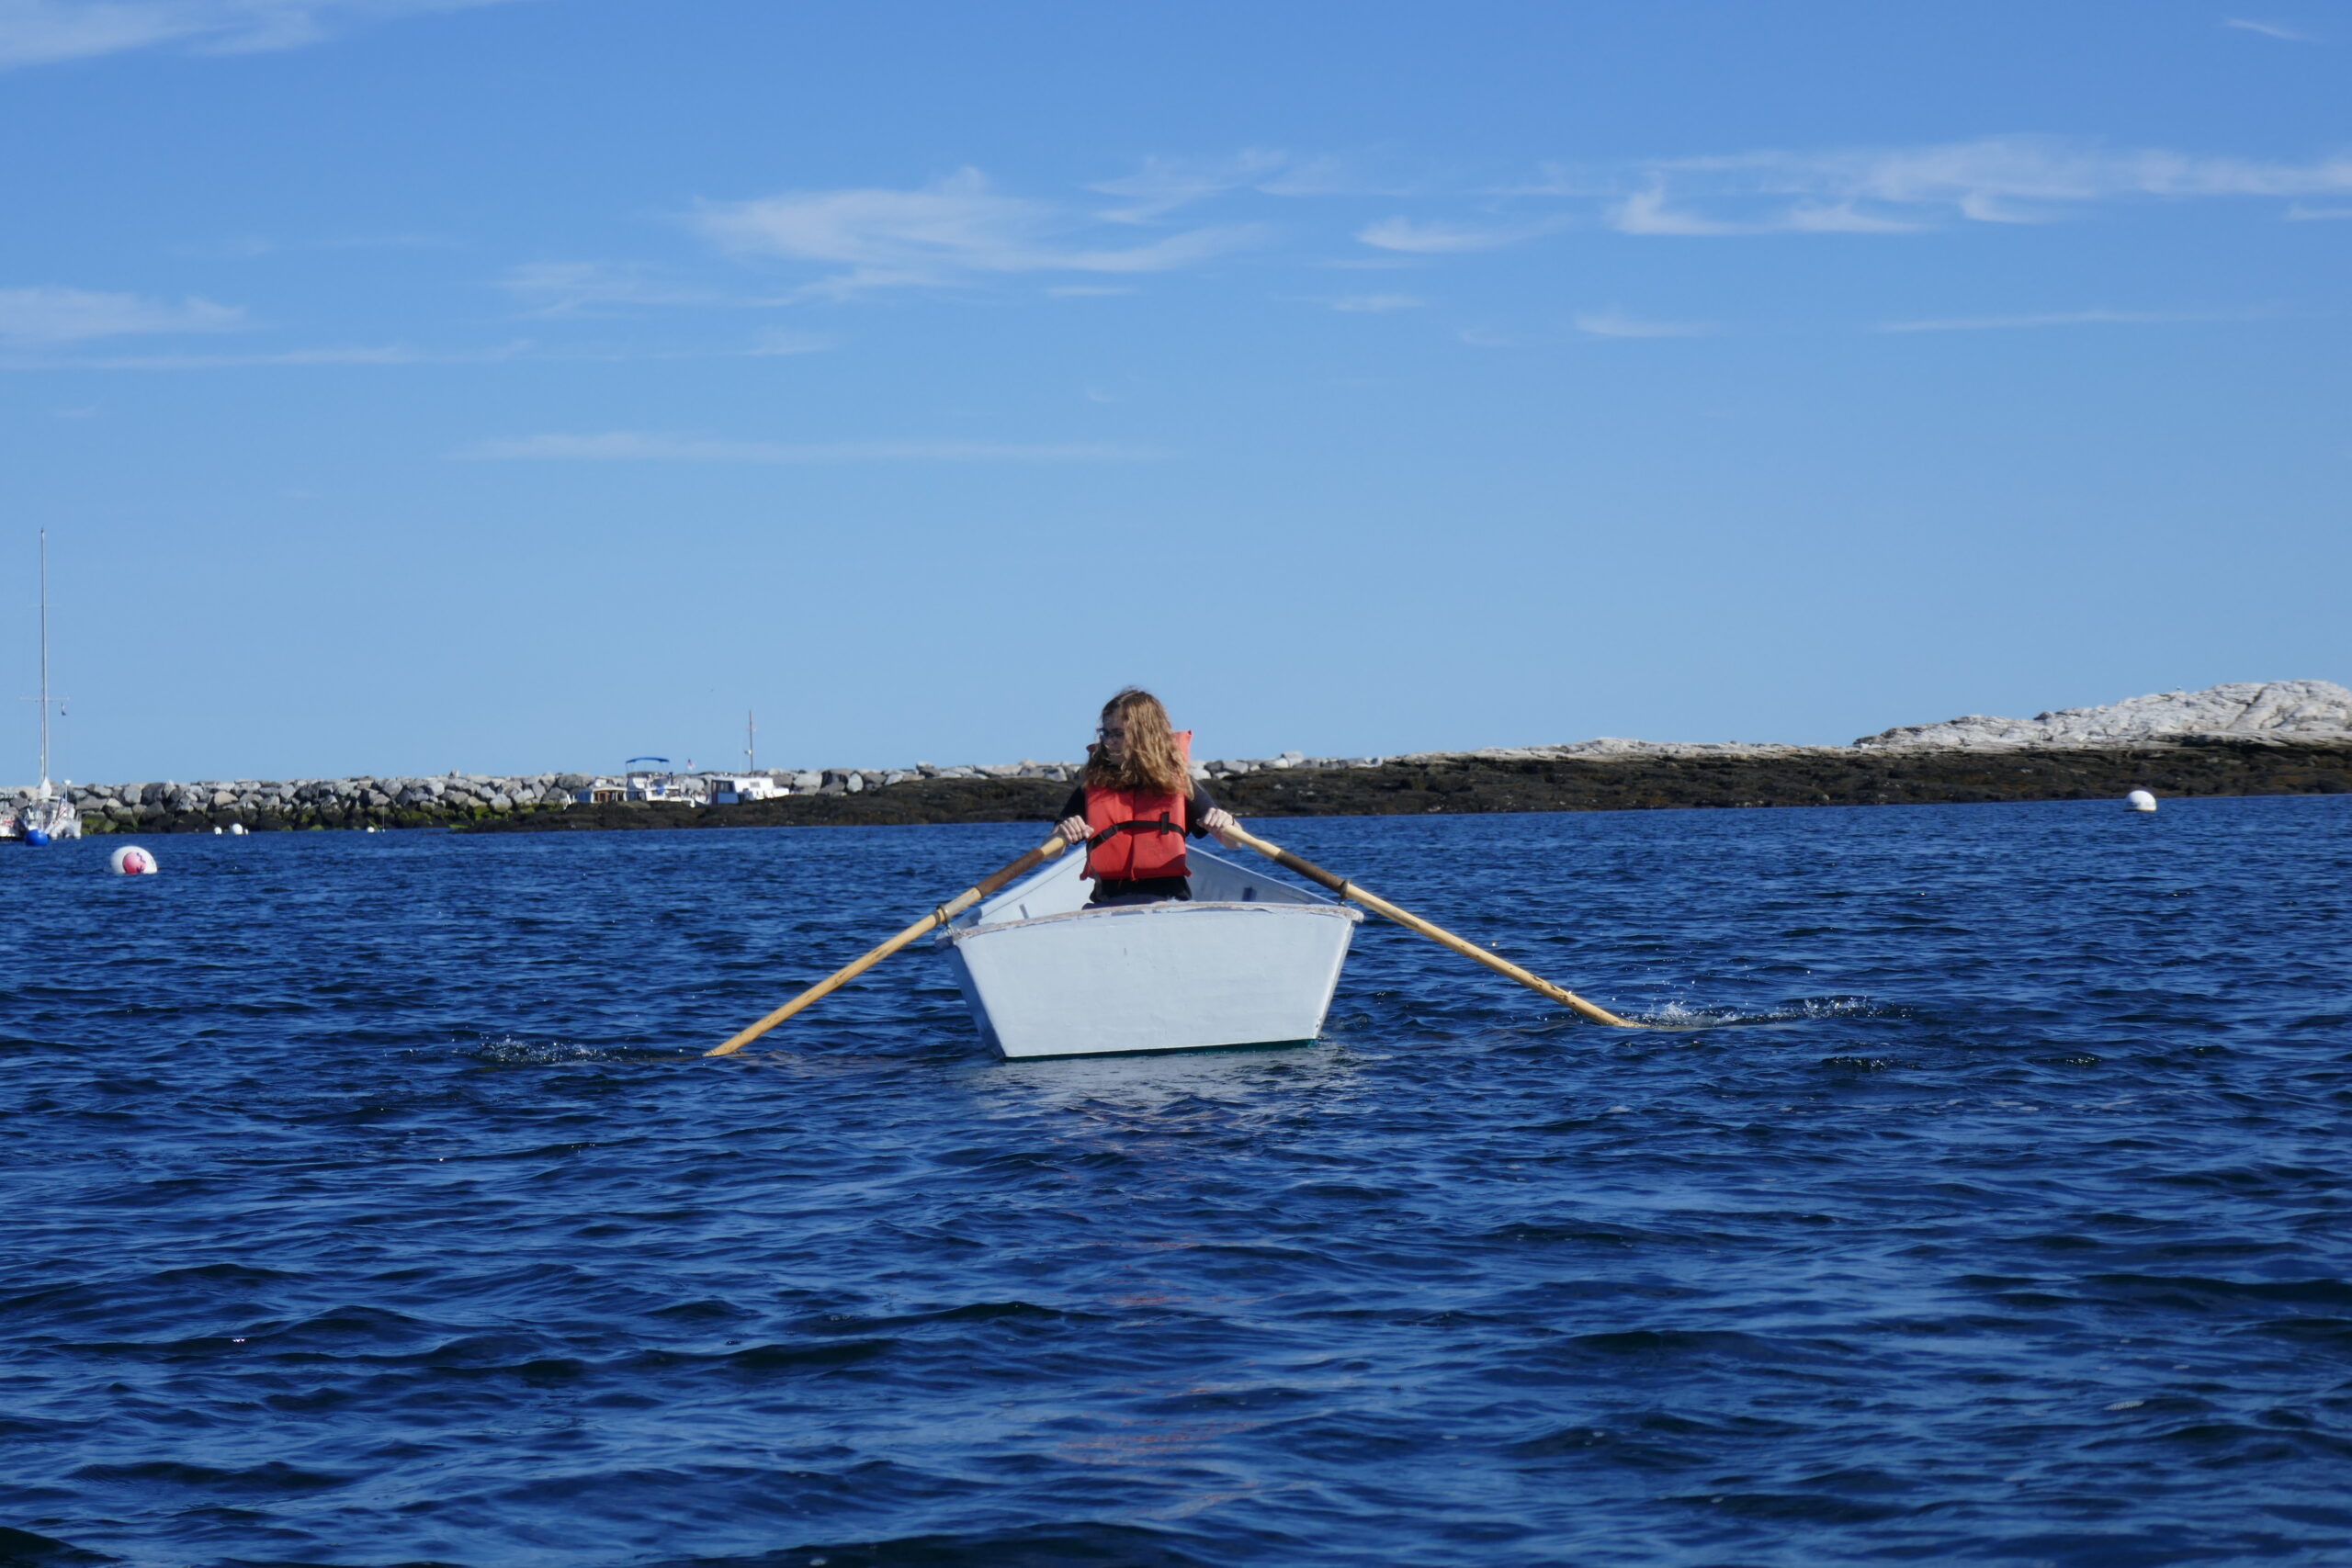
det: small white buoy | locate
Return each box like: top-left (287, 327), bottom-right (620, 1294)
top-left (228, 822), bottom-right (247, 836)
top-left (212, 826), bottom-right (223, 835)
top-left (2127, 789), bottom-right (2157, 813)
top-left (109, 844), bottom-right (159, 875)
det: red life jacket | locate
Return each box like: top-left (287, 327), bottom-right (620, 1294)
top-left (1083, 730), bottom-right (1193, 883)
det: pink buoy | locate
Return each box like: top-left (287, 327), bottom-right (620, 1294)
top-left (109, 844), bottom-right (159, 875)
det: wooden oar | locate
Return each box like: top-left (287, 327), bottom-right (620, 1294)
top-left (1219, 823), bottom-right (1645, 1029)
top-left (705, 835), bottom-right (1071, 1057)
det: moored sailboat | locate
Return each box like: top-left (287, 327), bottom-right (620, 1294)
top-left (6, 531), bottom-right (82, 845)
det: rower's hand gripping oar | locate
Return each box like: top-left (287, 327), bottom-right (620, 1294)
top-left (1217, 823), bottom-right (1647, 1030)
top-left (706, 835), bottom-right (1071, 1056)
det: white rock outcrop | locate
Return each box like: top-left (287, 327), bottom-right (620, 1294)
top-left (1853, 680), bottom-right (2352, 750)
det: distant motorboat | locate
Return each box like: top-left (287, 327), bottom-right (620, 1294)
top-left (573, 758), bottom-right (714, 807)
top-left (939, 843), bottom-right (1361, 1059)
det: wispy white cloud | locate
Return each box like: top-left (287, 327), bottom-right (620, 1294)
top-left (0, 335), bottom-right (831, 371)
top-left (2223, 17), bottom-right (2316, 40)
top-left (1457, 327), bottom-right (1514, 349)
top-left (1091, 150), bottom-right (1294, 222)
top-left (1355, 216), bottom-right (1559, 253)
top-left (1573, 309), bottom-right (1715, 339)
top-left (0, 286), bottom-right (244, 341)
top-left (693, 169), bottom-right (1264, 298)
top-left (2286, 203), bottom-right (2352, 220)
top-left (498, 265), bottom-right (861, 328)
top-left (176, 231), bottom-right (456, 258)
top-left (1560, 136), bottom-right (2352, 236)
top-left (501, 261), bottom-right (751, 316)
top-left (1876, 307), bottom-right (2252, 333)
top-left (0, 0), bottom-right (520, 69)
top-left (1090, 150), bottom-right (1423, 221)
top-left (742, 329), bottom-right (831, 356)
top-left (1253, 153), bottom-right (1426, 198)
top-left (1087, 137), bottom-right (2352, 250)
top-left (1605, 187), bottom-right (1926, 236)
top-left (1326, 293), bottom-right (1423, 313)
top-left (457, 432), bottom-right (1163, 463)
top-left (0, 341), bottom-right (521, 369)
top-left (1608, 188), bottom-right (1760, 237)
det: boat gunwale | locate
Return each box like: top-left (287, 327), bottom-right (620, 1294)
top-left (944, 898), bottom-right (1363, 944)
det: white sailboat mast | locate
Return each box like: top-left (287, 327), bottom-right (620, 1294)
top-left (37, 528), bottom-right (51, 791)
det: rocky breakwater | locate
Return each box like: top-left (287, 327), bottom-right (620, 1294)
top-left (475, 679), bottom-right (2352, 832)
top-left (778, 761), bottom-right (1077, 795)
top-left (40, 680), bottom-right (2352, 837)
top-left (1852, 679), bottom-right (2352, 749)
top-left (31, 773), bottom-right (590, 833)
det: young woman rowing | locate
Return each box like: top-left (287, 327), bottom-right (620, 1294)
top-left (1052, 687), bottom-right (1238, 907)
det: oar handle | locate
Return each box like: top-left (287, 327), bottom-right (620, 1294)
top-left (706, 835), bottom-right (1071, 1056)
top-left (1219, 824), bottom-right (1645, 1030)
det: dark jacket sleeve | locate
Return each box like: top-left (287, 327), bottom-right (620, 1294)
top-left (1057, 786), bottom-right (1086, 822)
top-left (1186, 782), bottom-right (1219, 838)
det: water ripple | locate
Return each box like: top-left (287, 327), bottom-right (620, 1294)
top-left (3, 796), bottom-right (2349, 1564)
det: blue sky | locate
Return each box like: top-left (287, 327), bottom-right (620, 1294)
top-left (1, 0), bottom-right (2346, 783)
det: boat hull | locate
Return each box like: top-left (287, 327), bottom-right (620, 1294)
top-left (3, 800), bottom-right (79, 842)
top-left (946, 900), bottom-right (1362, 1059)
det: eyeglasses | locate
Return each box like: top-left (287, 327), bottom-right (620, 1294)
top-left (1095, 726), bottom-right (1128, 740)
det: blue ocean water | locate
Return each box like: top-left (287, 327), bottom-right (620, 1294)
top-left (3, 796), bottom-right (2349, 1568)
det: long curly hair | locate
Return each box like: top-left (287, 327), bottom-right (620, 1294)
top-left (1083, 688), bottom-right (1189, 796)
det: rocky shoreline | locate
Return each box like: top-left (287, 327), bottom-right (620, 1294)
top-left (20, 736), bottom-right (2346, 837)
top-left (472, 736), bottom-right (2352, 832)
top-left (16, 681), bottom-right (2348, 837)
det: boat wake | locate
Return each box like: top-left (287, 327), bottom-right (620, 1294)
top-left (1625, 994), bottom-right (1898, 1031)
top-left (458, 1036), bottom-right (690, 1066)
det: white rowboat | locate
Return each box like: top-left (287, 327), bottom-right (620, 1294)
top-left (940, 843), bottom-right (1362, 1059)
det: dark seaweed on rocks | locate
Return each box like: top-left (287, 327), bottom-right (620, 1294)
top-left (458, 738), bottom-right (2352, 833)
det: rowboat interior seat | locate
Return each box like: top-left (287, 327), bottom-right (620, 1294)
top-left (948, 841), bottom-right (1330, 931)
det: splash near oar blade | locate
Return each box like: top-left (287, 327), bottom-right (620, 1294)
top-left (1217, 824), bottom-right (1645, 1030)
top-left (706, 836), bottom-right (1070, 1057)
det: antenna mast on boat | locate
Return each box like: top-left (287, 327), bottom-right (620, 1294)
top-left (745, 708), bottom-right (756, 773)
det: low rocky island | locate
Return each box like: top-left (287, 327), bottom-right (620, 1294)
top-left (18, 680), bottom-right (2350, 835)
